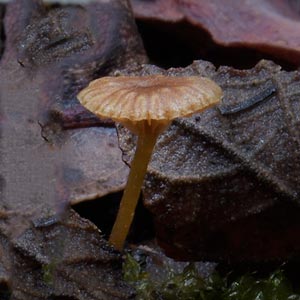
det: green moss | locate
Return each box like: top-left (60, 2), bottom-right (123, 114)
top-left (42, 261), bottom-right (58, 285)
top-left (123, 254), bottom-right (300, 300)
top-left (123, 253), bottom-right (154, 299)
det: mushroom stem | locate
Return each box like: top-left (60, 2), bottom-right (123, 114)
top-left (109, 130), bottom-right (159, 250)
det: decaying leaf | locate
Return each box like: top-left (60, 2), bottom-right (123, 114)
top-left (1, 0), bottom-right (147, 215)
top-left (118, 59), bottom-right (300, 262)
top-left (0, 210), bottom-right (134, 300)
top-left (130, 0), bottom-right (300, 66)
top-left (0, 0), bottom-right (146, 298)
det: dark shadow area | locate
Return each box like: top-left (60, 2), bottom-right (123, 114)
top-left (44, 2), bottom-right (85, 11)
top-left (136, 19), bottom-right (297, 70)
top-left (48, 296), bottom-right (77, 300)
top-left (214, 200), bottom-right (300, 292)
top-left (72, 192), bottom-right (122, 239)
top-left (72, 191), bottom-right (155, 244)
top-left (0, 4), bottom-right (5, 60)
top-left (288, 0), bottom-right (300, 16)
top-left (0, 282), bottom-right (11, 300)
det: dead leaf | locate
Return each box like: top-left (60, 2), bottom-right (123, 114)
top-left (1, 0), bottom-right (147, 217)
top-left (130, 0), bottom-right (300, 65)
top-left (118, 60), bottom-right (300, 262)
top-left (2, 210), bottom-right (134, 300)
top-left (0, 0), bottom-right (146, 297)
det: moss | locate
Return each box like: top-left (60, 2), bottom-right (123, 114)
top-left (42, 261), bottom-right (57, 285)
top-left (123, 254), bottom-right (154, 299)
top-left (222, 271), bottom-right (300, 300)
top-left (123, 254), bottom-right (300, 300)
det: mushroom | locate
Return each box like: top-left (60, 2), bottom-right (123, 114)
top-left (77, 75), bottom-right (222, 250)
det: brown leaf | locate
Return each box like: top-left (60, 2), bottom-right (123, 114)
top-left (130, 0), bottom-right (300, 65)
top-left (118, 60), bottom-right (300, 262)
top-left (2, 210), bottom-right (134, 300)
top-left (0, 0), bottom-right (147, 218)
top-left (0, 0), bottom-right (146, 297)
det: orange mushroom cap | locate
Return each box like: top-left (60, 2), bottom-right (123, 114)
top-left (77, 75), bottom-right (222, 135)
top-left (77, 74), bottom-right (222, 251)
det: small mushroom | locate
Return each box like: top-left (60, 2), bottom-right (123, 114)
top-left (77, 75), bottom-right (222, 250)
